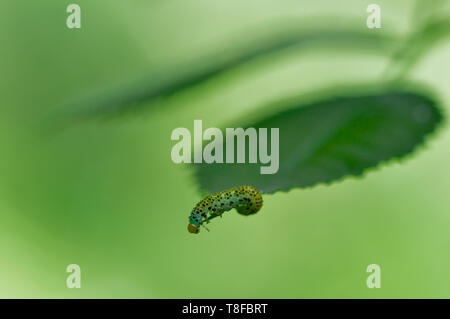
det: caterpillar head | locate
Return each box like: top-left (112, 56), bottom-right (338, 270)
top-left (188, 214), bottom-right (201, 234)
top-left (187, 223), bottom-right (200, 234)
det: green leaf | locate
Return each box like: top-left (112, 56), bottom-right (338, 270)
top-left (192, 89), bottom-right (443, 194)
top-left (65, 28), bottom-right (394, 119)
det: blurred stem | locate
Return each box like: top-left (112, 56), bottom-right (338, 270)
top-left (384, 0), bottom-right (449, 81)
top-left (411, 0), bottom-right (444, 29)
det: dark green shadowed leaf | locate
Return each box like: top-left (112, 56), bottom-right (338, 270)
top-left (64, 29), bottom-right (395, 119)
top-left (192, 90), bottom-right (443, 194)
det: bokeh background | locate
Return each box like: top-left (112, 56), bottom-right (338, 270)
top-left (0, 0), bottom-right (449, 298)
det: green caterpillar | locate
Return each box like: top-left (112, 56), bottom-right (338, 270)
top-left (188, 185), bottom-right (263, 234)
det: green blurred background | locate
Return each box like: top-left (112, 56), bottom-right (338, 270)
top-left (0, 0), bottom-right (449, 298)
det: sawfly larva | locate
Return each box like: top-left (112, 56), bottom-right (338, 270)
top-left (188, 185), bottom-right (263, 234)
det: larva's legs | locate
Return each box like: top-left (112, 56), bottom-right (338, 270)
top-left (210, 210), bottom-right (221, 218)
